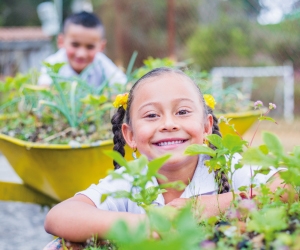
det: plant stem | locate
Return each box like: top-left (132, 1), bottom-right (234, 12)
top-left (43, 127), bottom-right (74, 142)
top-left (249, 109), bottom-right (270, 147)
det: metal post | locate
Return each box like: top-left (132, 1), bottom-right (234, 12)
top-left (54, 0), bottom-right (63, 32)
top-left (242, 77), bottom-right (253, 100)
top-left (283, 64), bottom-right (294, 122)
top-left (113, 0), bottom-right (124, 67)
top-left (211, 69), bottom-right (223, 101)
top-left (167, 0), bottom-right (175, 59)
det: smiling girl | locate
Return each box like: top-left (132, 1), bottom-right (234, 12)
top-left (44, 67), bottom-right (284, 248)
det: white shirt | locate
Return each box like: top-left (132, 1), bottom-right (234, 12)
top-left (78, 154), bottom-right (279, 214)
top-left (38, 48), bottom-right (127, 88)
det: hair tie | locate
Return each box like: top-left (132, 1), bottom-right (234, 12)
top-left (203, 94), bottom-right (216, 110)
top-left (113, 93), bottom-right (129, 110)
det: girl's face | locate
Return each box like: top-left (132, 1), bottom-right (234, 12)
top-left (122, 73), bottom-right (213, 170)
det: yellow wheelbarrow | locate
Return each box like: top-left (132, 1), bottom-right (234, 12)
top-left (0, 110), bottom-right (263, 205)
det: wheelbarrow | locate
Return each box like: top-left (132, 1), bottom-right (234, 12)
top-left (0, 110), bottom-right (263, 206)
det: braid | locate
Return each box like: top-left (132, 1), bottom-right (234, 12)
top-left (111, 107), bottom-right (126, 169)
top-left (207, 107), bottom-right (230, 194)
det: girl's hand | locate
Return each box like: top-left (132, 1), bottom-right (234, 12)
top-left (43, 238), bottom-right (84, 250)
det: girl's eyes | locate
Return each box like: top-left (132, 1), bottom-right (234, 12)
top-left (144, 109), bottom-right (190, 118)
top-left (177, 109), bottom-right (190, 115)
top-left (145, 113), bottom-right (158, 119)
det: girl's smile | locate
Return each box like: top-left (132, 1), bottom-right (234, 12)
top-left (153, 138), bottom-right (188, 147)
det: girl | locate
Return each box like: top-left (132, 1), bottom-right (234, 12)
top-left (44, 67), bottom-right (283, 248)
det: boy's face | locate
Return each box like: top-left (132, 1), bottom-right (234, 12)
top-left (59, 24), bottom-right (106, 74)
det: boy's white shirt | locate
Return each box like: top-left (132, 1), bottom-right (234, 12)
top-left (77, 154), bottom-right (280, 214)
top-left (38, 48), bottom-right (127, 88)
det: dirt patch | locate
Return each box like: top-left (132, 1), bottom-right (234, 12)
top-left (243, 117), bottom-right (300, 152)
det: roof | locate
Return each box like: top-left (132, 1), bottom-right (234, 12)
top-left (0, 27), bottom-right (50, 42)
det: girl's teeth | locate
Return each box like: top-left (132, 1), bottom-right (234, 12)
top-left (158, 140), bottom-right (183, 146)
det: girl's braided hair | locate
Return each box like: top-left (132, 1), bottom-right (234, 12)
top-left (111, 67), bottom-right (230, 194)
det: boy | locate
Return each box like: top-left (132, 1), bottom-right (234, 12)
top-left (38, 11), bottom-right (127, 89)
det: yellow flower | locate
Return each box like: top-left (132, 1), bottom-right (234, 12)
top-left (113, 93), bottom-right (129, 110)
top-left (203, 94), bottom-right (216, 110)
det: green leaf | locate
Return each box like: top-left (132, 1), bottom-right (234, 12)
top-left (100, 193), bottom-right (108, 203)
top-left (174, 205), bottom-right (199, 232)
top-left (204, 158), bottom-right (222, 173)
top-left (147, 154), bottom-right (171, 177)
top-left (223, 134), bottom-right (247, 153)
top-left (126, 51), bottom-right (138, 81)
top-left (258, 116), bottom-right (277, 123)
top-left (238, 185), bottom-right (248, 192)
top-left (254, 169), bottom-right (270, 175)
top-left (233, 162), bottom-right (243, 170)
top-left (109, 171), bottom-right (125, 180)
top-left (185, 144), bottom-right (216, 157)
top-left (148, 208), bottom-right (172, 232)
top-left (156, 173), bottom-right (168, 181)
top-left (128, 155), bottom-right (148, 174)
top-left (107, 220), bottom-right (134, 244)
top-left (160, 181), bottom-right (186, 191)
top-left (215, 148), bottom-right (229, 156)
top-left (242, 147), bottom-right (278, 167)
top-left (259, 144), bottom-right (269, 155)
top-left (262, 132), bottom-right (283, 157)
top-left (80, 94), bottom-right (108, 105)
top-left (280, 168), bottom-right (300, 186)
top-left (111, 190), bottom-right (132, 199)
top-left (43, 62), bottom-right (66, 73)
top-left (248, 207), bottom-right (288, 239)
top-left (292, 146), bottom-right (300, 159)
top-left (104, 150), bottom-right (129, 168)
top-left (206, 134), bottom-right (223, 149)
top-left (207, 216), bottom-right (218, 226)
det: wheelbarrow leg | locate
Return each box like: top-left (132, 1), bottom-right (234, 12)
top-left (0, 181), bottom-right (58, 206)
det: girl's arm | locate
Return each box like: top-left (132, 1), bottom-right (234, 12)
top-left (44, 194), bottom-right (146, 242)
top-left (167, 192), bottom-right (234, 218)
top-left (167, 173), bottom-right (293, 218)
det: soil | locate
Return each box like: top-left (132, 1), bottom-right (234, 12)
top-left (243, 117), bottom-right (300, 152)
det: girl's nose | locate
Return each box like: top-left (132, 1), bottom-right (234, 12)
top-left (160, 115), bottom-right (179, 132)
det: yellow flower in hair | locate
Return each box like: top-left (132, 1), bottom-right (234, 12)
top-left (113, 93), bottom-right (129, 110)
top-left (203, 94), bottom-right (216, 110)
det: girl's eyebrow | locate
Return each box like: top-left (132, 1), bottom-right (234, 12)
top-left (138, 98), bottom-right (195, 111)
top-left (138, 102), bottom-right (157, 112)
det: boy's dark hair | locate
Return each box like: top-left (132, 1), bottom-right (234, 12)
top-left (63, 11), bottom-right (105, 37)
top-left (111, 67), bottom-right (230, 194)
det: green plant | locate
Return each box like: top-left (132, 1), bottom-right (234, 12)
top-left (67, 101), bottom-right (300, 250)
top-left (0, 57), bottom-right (261, 145)
top-left (79, 132), bottom-right (299, 249)
top-left (102, 151), bottom-right (185, 209)
top-left (0, 63), bottom-right (114, 144)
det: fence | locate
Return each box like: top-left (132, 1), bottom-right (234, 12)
top-left (211, 64), bottom-right (295, 121)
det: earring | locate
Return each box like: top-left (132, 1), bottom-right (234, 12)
top-left (132, 147), bottom-right (137, 160)
top-left (203, 138), bottom-right (209, 146)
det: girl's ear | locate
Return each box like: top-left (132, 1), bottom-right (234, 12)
top-left (205, 114), bottom-right (214, 135)
top-left (122, 123), bottom-right (137, 149)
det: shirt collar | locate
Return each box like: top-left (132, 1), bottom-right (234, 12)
top-left (150, 155), bottom-right (218, 206)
